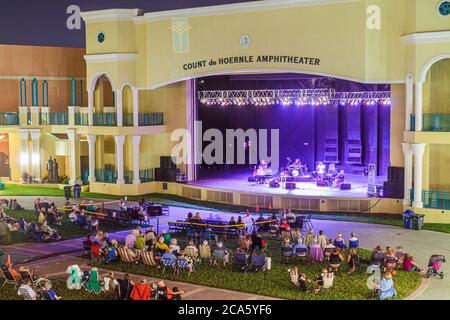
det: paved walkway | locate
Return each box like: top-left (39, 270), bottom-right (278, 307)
top-left (2, 198), bottom-right (450, 300)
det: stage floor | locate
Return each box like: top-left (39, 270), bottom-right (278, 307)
top-left (190, 169), bottom-right (386, 199)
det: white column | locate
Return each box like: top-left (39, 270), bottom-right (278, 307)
top-left (411, 143), bottom-right (426, 208)
top-left (88, 90), bottom-right (94, 126)
top-left (87, 135), bottom-right (97, 182)
top-left (414, 82), bottom-right (423, 131)
top-left (132, 135), bottom-right (141, 184)
top-left (29, 129), bottom-right (42, 182)
top-left (116, 89), bottom-right (123, 126)
top-left (405, 76), bottom-right (413, 131)
top-left (401, 143), bottom-right (413, 205)
top-left (67, 129), bottom-right (80, 185)
top-left (114, 135), bottom-right (125, 184)
top-left (18, 129), bottom-right (30, 176)
top-left (133, 88), bottom-right (139, 127)
top-left (68, 106), bottom-right (79, 126)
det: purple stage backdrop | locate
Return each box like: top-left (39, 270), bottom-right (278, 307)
top-left (0, 0), bottom-right (253, 48)
top-left (198, 74), bottom-right (391, 176)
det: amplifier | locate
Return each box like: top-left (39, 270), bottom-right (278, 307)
top-left (285, 182), bottom-right (296, 190)
top-left (316, 180), bottom-right (328, 187)
top-left (340, 183), bottom-right (352, 190)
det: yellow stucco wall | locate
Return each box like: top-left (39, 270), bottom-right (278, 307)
top-left (82, 0), bottom-right (450, 90)
top-left (423, 59), bottom-right (450, 114)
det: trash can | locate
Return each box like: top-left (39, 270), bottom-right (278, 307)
top-left (402, 210), bottom-right (414, 229)
top-left (411, 214), bottom-right (425, 231)
top-left (73, 184), bottom-right (81, 199)
top-left (64, 186), bottom-right (72, 199)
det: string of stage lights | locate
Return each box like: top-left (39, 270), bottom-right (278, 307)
top-left (198, 89), bottom-right (391, 107)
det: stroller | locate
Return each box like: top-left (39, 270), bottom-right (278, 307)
top-left (426, 255), bottom-right (446, 279)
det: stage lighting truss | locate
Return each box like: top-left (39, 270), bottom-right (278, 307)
top-left (198, 89), bottom-right (391, 107)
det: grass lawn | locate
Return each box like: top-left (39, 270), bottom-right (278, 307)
top-left (0, 280), bottom-right (115, 300)
top-left (2, 184), bottom-right (450, 234)
top-left (95, 237), bottom-right (421, 300)
top-left (0, 184), bottom-right (65, 197)
top-left (0, 209), bottom-right (127, 245)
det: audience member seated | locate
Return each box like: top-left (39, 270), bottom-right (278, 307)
top-left (170, 238), bottom-right (180, 255)
top-left (185, 240), bottom-right (199, 261)
top-left (8, 199), bottom-right (23, 211)
top-left (347, 248), bottom-right (360, 274)
top-left (130, 279), bottom-right (151, 300)
top-left (379, 272), bottom-right (397, 300)
top-left (116, 273), bottom-right (133, 300)
top-left (156, 280), bottom-right (184, 300)
top-left (144, 228), bottom-right (157, 247)
top-left (17, 278), bottom-right (37, 300)
top-left (328, 248), bottom-right (344, 273)
top-left (348, 232), bottom-right (359, 249)
top-left (40, 221), bottom-right (61, 240)
top-left (316, 268), bottom-right (334, 290)
top-left (41, 282), bottom-right (62, 300)
top-left (384, 246), bottom-right (398, 274)
top-left (155, 237), bottom-right (170, 257)
top-left (161, 229), bottom-right (171, 245)
top-left (135, 233), bottom-right (146, 250)
top-left (370, 246), bottom-right (385, 267)
top-left (402, 254), bottom-right (421, 272)
top-left (333, 232), bottom-right (347, 250)
top-left (212, 242), bottom-right (229, 266)
top-left (69, 208), bottom-right (78, 224)
top-left (125, 231), bottom-right (137, 249)
top-left (394, 246), bottom-right (405, 267)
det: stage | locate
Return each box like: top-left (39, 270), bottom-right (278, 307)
top-left (190, 169), bottom-right (386, 199)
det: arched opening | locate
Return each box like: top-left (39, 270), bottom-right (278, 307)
top-left (91, 74), bottom-right (116, 126)
top-left (420, 58), bottom-right (450, 207)
top-left (422, 58), bottom-right (450, 117)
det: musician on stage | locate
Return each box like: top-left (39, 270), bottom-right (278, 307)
top-left (328, 162), bottom-right (337, 175)
top-left (316, 161), bottom-right (326, 180)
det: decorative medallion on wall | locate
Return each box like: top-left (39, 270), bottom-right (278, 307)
top-left (438, 1), bottom-right (450, 16)
top-left (240, 34), bottom-right (252, 48)
top-left (97, 32), bottom-right (105, 43)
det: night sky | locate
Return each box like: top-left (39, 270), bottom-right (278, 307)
top-left (0, 0), bottom-right (256, 48)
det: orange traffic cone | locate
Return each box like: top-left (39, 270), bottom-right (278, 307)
top-left (6, 254), bottom-right (11, 266)
top-left (246, 209), bottom-right (250, 216)
top-left (256, 206), bottom-right (260, 213)
top-left (268, 203), bottom-right (273, 210)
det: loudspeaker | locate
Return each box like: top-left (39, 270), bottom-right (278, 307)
top-left (155, 168), bottom-right (164, 181)
top-left (387, 166), bottom-right (404, 183)
top-left (160, 156), bottom-right (176, 169)
top-left (383, 181), bottom-right (404, 199)
top-left (340, 183), bottom-right (352, 190)
top-left (285, 182), bottom-right (296, 190)
top-left (316, 180), bottom-right (328, 187)
top-left (155, 168), bottom-right (177, 182)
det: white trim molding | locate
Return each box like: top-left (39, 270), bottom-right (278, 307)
top-left (139, 0), bottom-right (355, 22)
top-left (419, 54), bottom-right (450, 82)
top-left (144, 68), bottom-right (404, 90)
top-left (81, 8), bottom-right (144, 23)
top-left (84, 53), bottom-right (138, 63)
top-left (402, 31), bottom-right (450, 45)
